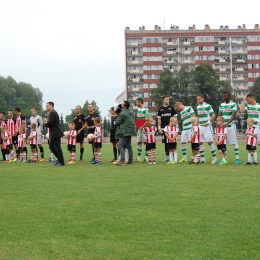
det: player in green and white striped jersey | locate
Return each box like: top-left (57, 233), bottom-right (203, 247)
top-left (240, 93), bottom-right (260, 147)
top-left (135, 98), bottom-right (150, 162)
top-left (197, 94), bottom-right (217, 164)
top-left (175, 102), bottom-right (195, 162)
top-left (218, 91), bottom-right (240, 164)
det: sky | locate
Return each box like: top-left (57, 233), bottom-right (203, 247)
top-left (0, 0), bottom-right (259, 118)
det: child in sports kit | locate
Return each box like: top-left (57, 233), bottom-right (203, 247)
top-left (66, 122), bottom-right (77, 164)
top-left (164, 117), bottom-right (178, 165)
top-left (143, 117), bottom-right (157, 165)
top-left (188, 117), bottom-right (201, 164)
top-left (27, 123), bottom-right (38, 163)
top-left (244, 118), bottom-right (258, 165)
top-left (1, 126), bottom-right (11, 162)
top-left (215, 116), bottom-right (228, 165)
top-left (17, 126), bottom-right (27, 162)
top-left (92, 117), bottom-right (103, 165)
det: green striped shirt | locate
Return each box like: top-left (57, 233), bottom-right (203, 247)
top-left (136, 106), bottom-right (150, 120)
top-left (219, 101), bottom-right (237, 126)
top-left (180, 106), bottom-right (195, 130)
top-left (244, 103), bottom-right (260, 127)
top-left (197, 102), bottom-right (214, 126)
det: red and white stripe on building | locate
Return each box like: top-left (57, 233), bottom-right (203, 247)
top-left (164, 125), bottom-right (178, 143)
top-left (191, 125), bottom-right (200, 143)
top-left (143, 125), bottom-right (157, 143)
top-left (246, 127), bottom-right (257, 146)
top-left (94, 125), bottom-right (102, 143)
top-left (216, 127), bottom-right (227, 144)
top-left (67, 130), bottom-right (77, 145)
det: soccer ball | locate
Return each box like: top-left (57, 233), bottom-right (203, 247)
top-left (45, 133), bottom-right (49, 140)
top-left (63, 131), bottom-right (69, 137)
top-left (87, 133), bottom-right (95, 141)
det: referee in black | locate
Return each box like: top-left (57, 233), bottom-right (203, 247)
top-left (157, 95), bottom-right (178, 162)
top-left (86, 104), bottom-right (100, 162)
top-left (73, 105), bottom-right (86, 161)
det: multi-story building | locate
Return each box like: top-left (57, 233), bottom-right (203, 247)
top-left (125, 24), bottom-right (260, 112)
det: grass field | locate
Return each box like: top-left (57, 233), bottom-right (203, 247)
top-left (0, 141), bottom-right (259, 260)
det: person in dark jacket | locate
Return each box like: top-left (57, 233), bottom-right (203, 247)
top-left (115, 100), bottom-right (136, 165)
top-left (44, 102), bottom-right (65, 166)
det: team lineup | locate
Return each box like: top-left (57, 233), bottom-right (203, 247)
top-left (0, 92), bottom-right (260, 166)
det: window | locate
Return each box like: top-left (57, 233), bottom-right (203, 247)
top-left (147, 75), bottom-right (152, 79)
top-left (206, 37), bottom-right (211, 42)
top-left (146, 38), bottom-right (151, 43)
top-left (199, 46), bottom-right (203, 51)
top-left (199, 56), bottom-right (204, 60)
top-left (206, 56), bottom-right (210, 60)
top-left (206, 46), bottom-right (211, 51)
top-left (199, 37), bottom-right (203, 42)
top-left (153, 38), bottom-right (159, 43)
top-left (252, 55), bottom-right (256, 59)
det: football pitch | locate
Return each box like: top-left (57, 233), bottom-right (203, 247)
top-left (0, 142), bottom-right (259, 260)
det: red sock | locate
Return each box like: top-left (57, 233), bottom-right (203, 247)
top-left (98, 153), bottom-right (102, 163)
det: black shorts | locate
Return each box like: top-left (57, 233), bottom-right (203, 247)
top-left (76, 132), bottom-right (84, 143)
top-left (18, 147), bottom-right (27, 152)
top-left (146, 142), bottom-right (156, 150)
top-left (168, 142), bottom-right (177, 150)
top-left (94, 142), bottom-right (102, 148)
top-left (68, 144), bottom-right (76, 152)
top-left (7, 144), bottom-right (13, 150)
top-left (191, 143), bottom-right (200, 151)
top-left (2, 149), bottom-right (9, 154)
top-left (217, 144), bottom-right (227, 152)
top-left (246, 145), bottom-right (256, 150)
top-left (12, 135), bottom-right (18, 144)
top-left (110, 130), bottom-right (118, 143)
top-left (30, 144), bottom-right (37, 149)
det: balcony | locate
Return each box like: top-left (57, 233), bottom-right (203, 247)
top-left (132, 60), bottom-right (140, 64)
top-left (184, 60), bottom-right (192, 63)
top-left (132, 69), bottom-right (142, 73)
top-left (167, 50), bottom-right (174, 55)
top-left (167, 42), bottom-right (174, 45)
top-left (235, 68), bottom-right (244, 71)
top-left (219, 68), bottom-right (226, 72)
top-left (220, 77), bottom-right (227, 80)
top-left (132, 78), bottom-right (140, 82)
top-left (132, 51), bottom-right (139, 55)
top-left (236, 59), bottom-right (246, 63)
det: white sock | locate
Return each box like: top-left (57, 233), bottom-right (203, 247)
top-left (50, 153), bottom-right (54, 160)
top-left (248, 153), bottom-right (252, 162)
top-left (174, 152), bottom-right (177, 162)
top-left (253, 152), bottom-right (258, 162)
top-left (169, 152), bottom-right (173, 162)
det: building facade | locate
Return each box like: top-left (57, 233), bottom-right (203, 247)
top-left (125, 24), bottom-right (260, 111)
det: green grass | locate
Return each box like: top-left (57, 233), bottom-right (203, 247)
top-left (0, 142), bottom-right (260, 260)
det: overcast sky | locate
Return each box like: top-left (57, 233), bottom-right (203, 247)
top-left (0, 0), bottom-right (259, 117)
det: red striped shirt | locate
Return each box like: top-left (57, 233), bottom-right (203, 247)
top-left (7, 118), bottom-right (16, 136)
top-left (191, 124), bottom-right (200, 143)
top-left (246, 127), bottom-right (257, 146)
top-left (94, 125), bottom-right (102, 143)
top-left (29, 130), bottom-right (38, 145)
top-left (143, 125), bottom-right (157, 143)
top-left (1, 132), bottom-right (10, 149)
top-left (216, 127), bottom-right (227, 144)
top-left (18, 133), bottom-right (26, 148)
top-left (67, 130), bottom-right (77, 145)
top-left (0, 119), bottom-right (7, 129)
top-left (16, 114), bottom-right (26, 132)
top-left (164, 125), bottom-right (178, 143)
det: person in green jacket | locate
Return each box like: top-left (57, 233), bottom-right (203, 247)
top-left (115, 101), bottom-right (136, 165)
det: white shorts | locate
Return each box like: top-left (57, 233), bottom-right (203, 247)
top-left (37, 135), bottom-right (42, 145)
top-left (137, 131), bottom-right (146, 143)
top-left (200, 125), bottom-right (213, 143)
top-left (181, 130), bottom-right (191, 143)
top-left (226, 125), bottom-right (238, 144)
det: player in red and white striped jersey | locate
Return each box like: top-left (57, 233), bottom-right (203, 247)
top-left (7, 110), bottom-right (18, 161)
top-left (27, 123), bottom-right (38, 162)
top-left (0, 112), bottom-right (8, 161)
top-left (188, 117), bottom-right (201, 164)
top-left (1, 126), bottom-right (11, 162)
top-left (244, 118), bottom-right (258, 165)
top-left (66, 122), bottom-right (77, 164)
top-left (17, 126), bottom-right (27, 162)
top-left (215, 116), bottom-right (228, 165)
top-left (92, 117), bottom-right (102, 164)
top-left (164, 117), bottom-right (178, 164)
top-left (143, 117), bottom-right (157, 164)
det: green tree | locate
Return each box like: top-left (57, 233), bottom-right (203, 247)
top-left (65, 109), bottom-right (76, 124)
top-left (194, 63), bottom-right (233, 112)
top-left (250, 76), bottom-right (260, 101)
top-left (60, 113), bottom-right (68, 131)
top-left (175, 64), bottom-right (197, 107)
top-left (150, 69), bottom-right (177, 107)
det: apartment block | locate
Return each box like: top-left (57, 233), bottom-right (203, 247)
top-left (125, 24), bottom-right (260, 111)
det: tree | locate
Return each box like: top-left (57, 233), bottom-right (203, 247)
top-left (60, 113), bottom-right (68, 131)
top-left (65, 109), bottom-right (76, 124)
top-left (194, 63), bottom-right (233, 112)
top-left (250, 76), bottom-right (260, 101)
top-left (175, 65), bottom-right (197, 108)
top-left (0, 75), bottom-right (43, 116)
top-left (150, 69), bottom-right (178, 107)
top-left (102, 117), bottom-right (111, 137)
